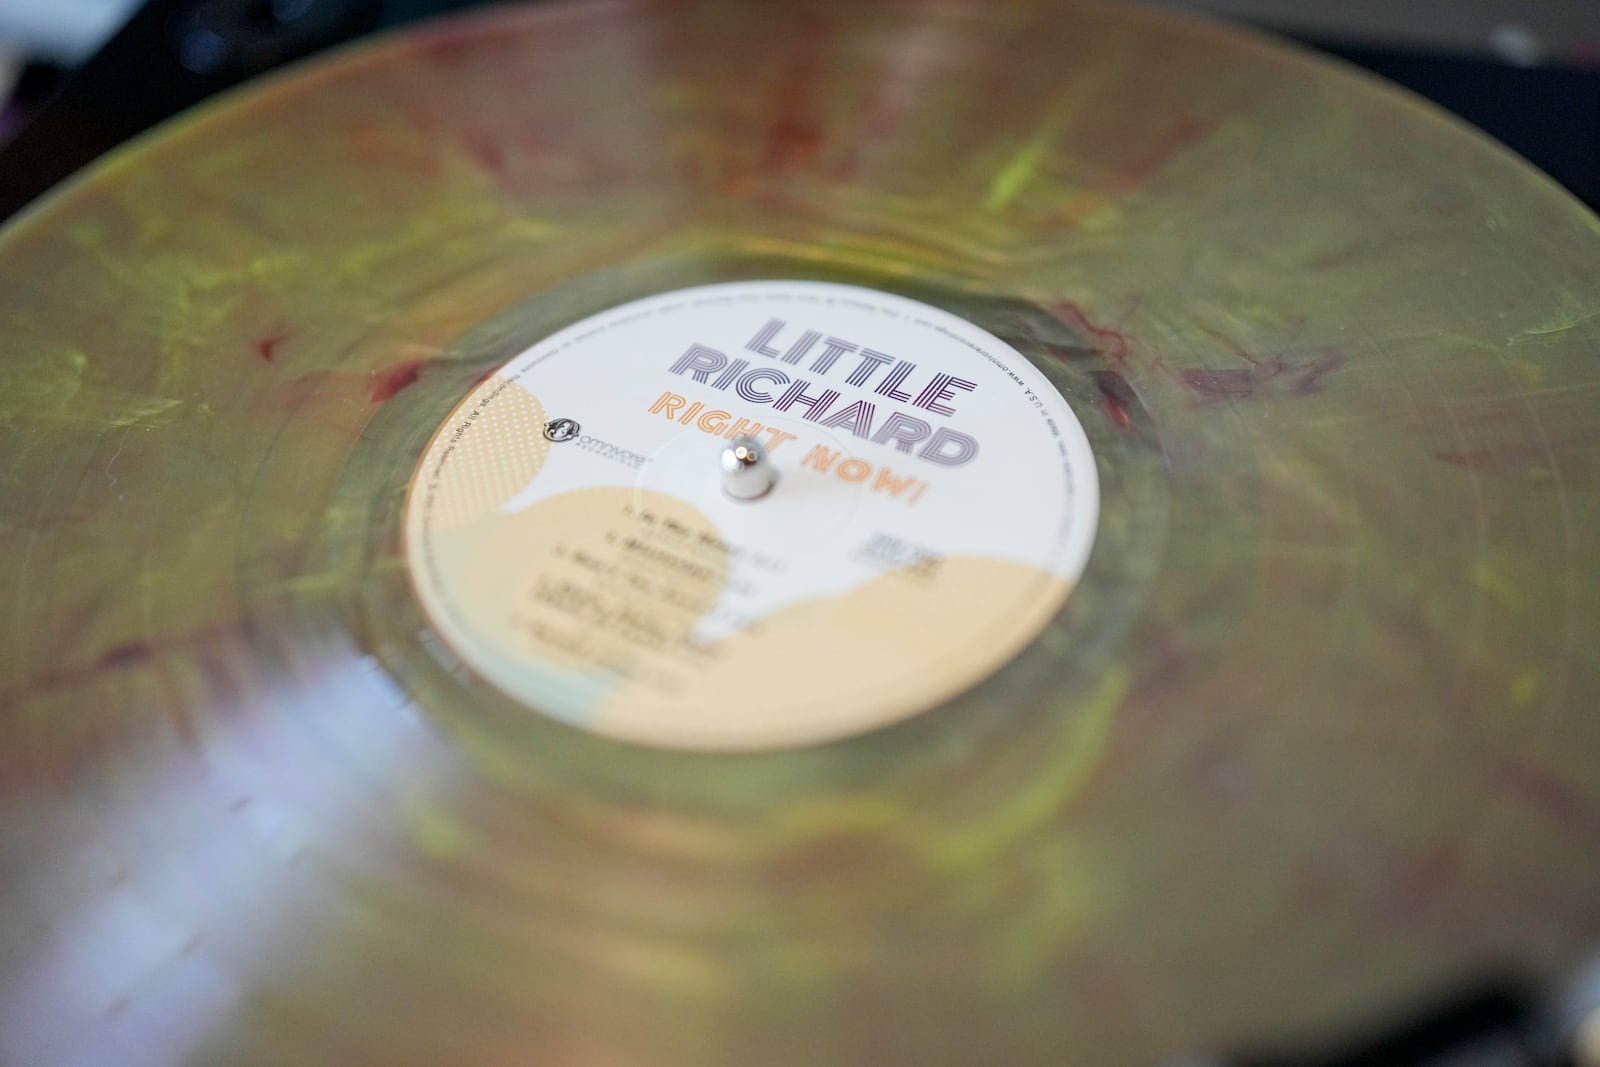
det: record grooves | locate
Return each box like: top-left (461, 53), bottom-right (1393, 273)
top-left (1, 2), bottom-right (1599, 1065)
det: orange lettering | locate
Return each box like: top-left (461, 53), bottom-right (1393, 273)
top-left (763, 428), bottom-right (798, 452)
top-left (801, 445), bottom-right (840, 473)
top-left (697, 409), bottom-right (731, 434)
top-left (649, 391), bottom-right (685, 418)
top-left (872, 467), bottom-right (919, 497)
top-left (836, 458), bottom-right (872, 483)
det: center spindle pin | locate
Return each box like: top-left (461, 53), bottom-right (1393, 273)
top-left (720, 435), bottom-right (777, 501)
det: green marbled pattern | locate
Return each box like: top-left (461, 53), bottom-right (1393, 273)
top-left (2, 1), bottom-right (1599, 1064)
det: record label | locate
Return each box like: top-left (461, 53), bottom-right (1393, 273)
top-left (404, 281), bottom-right (1098, 749)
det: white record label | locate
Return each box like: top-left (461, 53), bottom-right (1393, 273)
top-left (404, 280), bottom-right (1098, 750)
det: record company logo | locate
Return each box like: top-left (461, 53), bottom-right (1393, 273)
top-left (544, 416), bottom-right (648, 469)
top-left (542, 417), bottom-right (580, 443)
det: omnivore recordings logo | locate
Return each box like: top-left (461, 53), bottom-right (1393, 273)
top-left (542, 417), bottom-right (580, 443)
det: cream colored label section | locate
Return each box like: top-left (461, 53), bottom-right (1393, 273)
top-left (404, 281), bottom-right (1098, 750)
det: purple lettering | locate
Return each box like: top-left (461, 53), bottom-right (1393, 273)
top-left (870, 412), bottom-right (932, 453)
top-left (846, 348), bottom-right (893, 387)
top-left (745, 318), bottom-right (784, 358)
top-left (818, 399), bottom-right (876, 439)
top-left (773, 379), bottom-right (839, 421)
top-left (736, 367), bottom-right (790, 403)
top-left (918, 427), bottom-right (979, 467)
top-left (670, 343), bottom-right (728, 382)
top-left (912, 373), bottom-right (977, 417)
top-left (875, 360), bottom-right (916, 402)
top-left (782, 329), bottom-right (821, 365)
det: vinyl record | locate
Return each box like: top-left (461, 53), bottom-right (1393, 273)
top-left (2, 1), bottom-right (1599, 1064)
